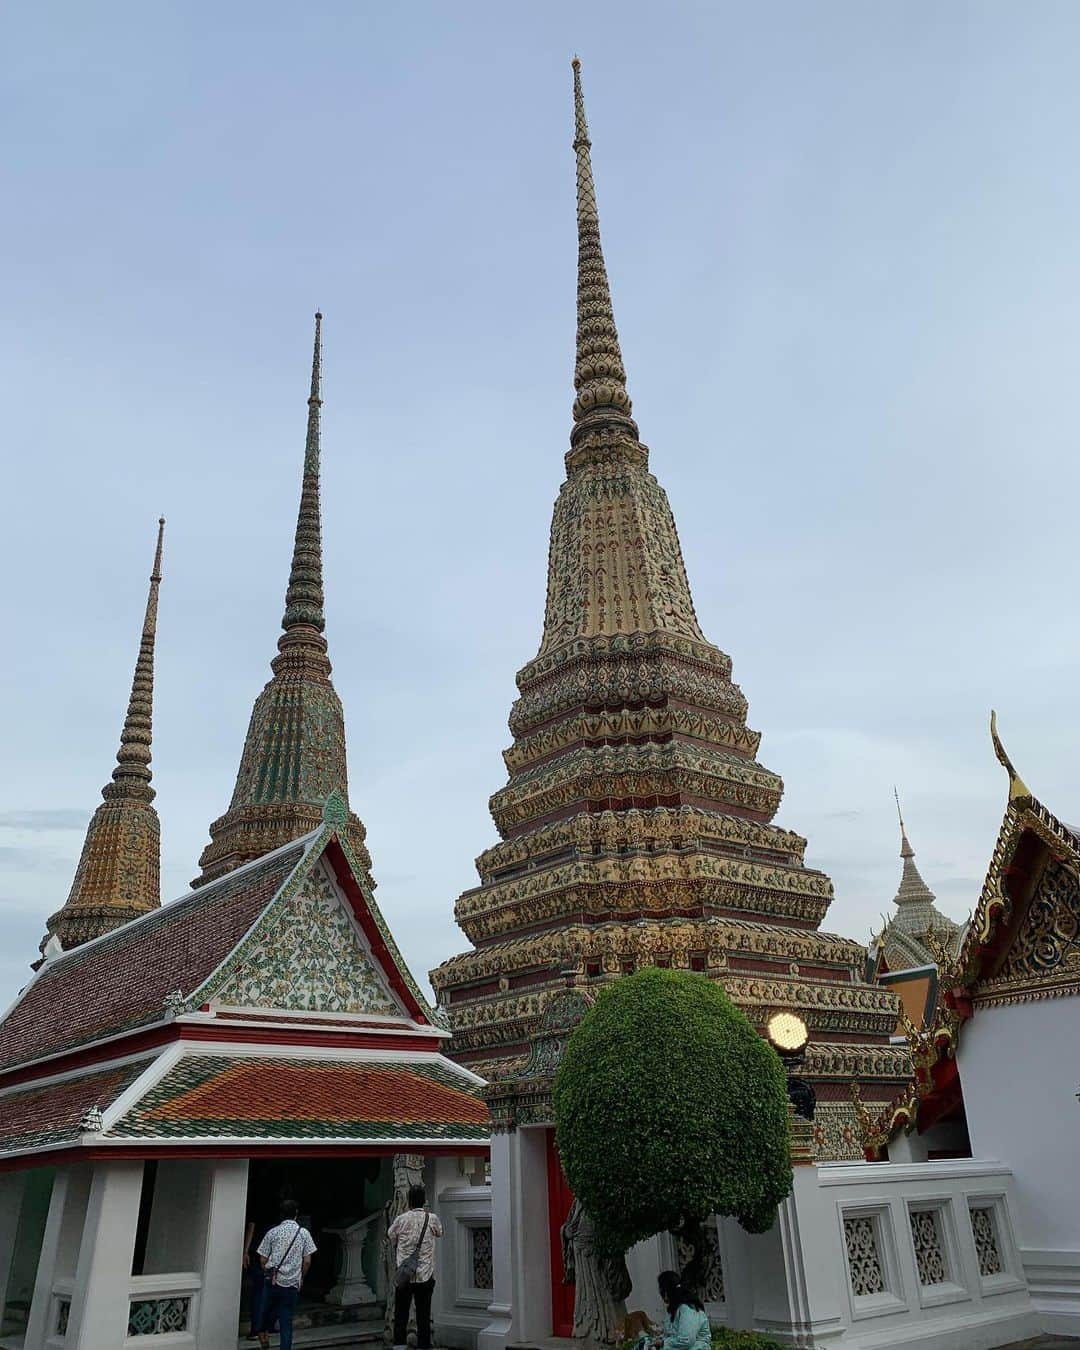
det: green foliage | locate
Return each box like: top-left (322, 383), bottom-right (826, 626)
top-left (618, 1326), bottom-right (787, 1350)
top-left (711, 1329), bottom-right (788, 1350)
top-left (553, 968), bottom-right (792, 1254)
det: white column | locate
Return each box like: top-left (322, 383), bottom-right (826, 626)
top-left (0, 1171), bottom-right (27, 1325)
top-left (479, 1127), bottom-right (552, 1350)
top-left (66, 1160), bottom-right (144, 1350)
top-left (478, 1131), bottom-right (517, 1350)
top-left (24, 1165), bottom-right (92, 1350)
top-left (192, 1158), bottom-right (249, 1350)
top-left (428, 1155), bottom-right (463, 1332)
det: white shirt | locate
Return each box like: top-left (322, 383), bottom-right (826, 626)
top-left (257, 1220), bottom-right (317, 1290)
top-left (387, 1208), bottom-right (443, 1283)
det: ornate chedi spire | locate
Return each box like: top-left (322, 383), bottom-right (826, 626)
top-left (44, 518), bottom-right (166, 953)
top-left (570, 56), bottom-right (637, 447)
top-left (432, 63), bottom-right (909, 1159)
top-left (878, 792), bottom-right (959, 970)
top-left (195, 314), bottom-right (373, 886)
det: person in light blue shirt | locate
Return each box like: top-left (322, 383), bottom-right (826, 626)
top-left (655, 1270), bottom-right (711, 1350)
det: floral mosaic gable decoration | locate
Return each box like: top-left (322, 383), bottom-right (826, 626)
top-left (216, 860), bottom-right (401, 1016)
top-left (187, 827), bottom-right (437, 1026)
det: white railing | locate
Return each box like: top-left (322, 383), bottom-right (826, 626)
top-left (803, 1159), bottom-right (1039, 1347)
top-left (124, 1272), bottom-right (200, 1347)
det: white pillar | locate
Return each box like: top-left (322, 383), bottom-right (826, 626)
top-left (24, 1165), bottom-right (92, 1350)
top-left (192, 1158), bottom-right (249, 1350)
top-left (66, 1160), bottom-right (144, 1350)
top-left (747, 1166), bottom-right (847, 1348)
top-left (479, 1131), bottom-right (517, 1350)
top-left (0, 1171), bottom-right (27, 1325)
top-left (479, 1127), bottom-right (551, 1350)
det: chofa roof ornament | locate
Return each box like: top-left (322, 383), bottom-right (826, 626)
top-left (990, 709), bottom-right (1032, 804)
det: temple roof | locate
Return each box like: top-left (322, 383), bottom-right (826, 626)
top-left (108, 1053), bottom-right (489, 1144)
top-left (0, 1059), bottom-right (151, 1156)
top-left (44, 518), bottom-right (166, 953)
top-left (1, 821), bottom-right (437, 1078)
top-left (0, 1050), bottom-right (488, 1163)
top-left (2, 839), bottom-right (310, 1073)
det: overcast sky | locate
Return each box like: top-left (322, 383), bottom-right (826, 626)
top-left (3, 2), bottom-right (1079, 1013)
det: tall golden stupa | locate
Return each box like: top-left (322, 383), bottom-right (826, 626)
top-left (431, 61), bottom-right (909, 1160)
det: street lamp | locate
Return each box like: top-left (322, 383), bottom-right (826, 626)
top-left (766, 1011), bottom-right (816, 1122)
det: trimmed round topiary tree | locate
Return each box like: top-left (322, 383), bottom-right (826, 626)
top-left (553, 967), bottom-right (793, 1259)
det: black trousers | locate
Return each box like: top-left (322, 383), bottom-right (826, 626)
top-left (393, 1277), bottom-right (435, 1349)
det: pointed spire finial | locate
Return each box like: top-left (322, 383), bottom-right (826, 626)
top-left (280, 311), bottom-right (327, 642)
top-left (894, 786), bottom-right (914, 858)
top-left (570, 58), bottom-right (637, 445)
top-left (110, 517), bottom-right (166, 796)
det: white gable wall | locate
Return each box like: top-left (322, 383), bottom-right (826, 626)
top-left (959, 996), bottom-right (1080, 1334)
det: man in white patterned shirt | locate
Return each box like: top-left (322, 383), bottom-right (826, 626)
top-left (255, 1200), bottom-right (317, 1350)
top-left (387, 1185), bottom-right (443, 1350)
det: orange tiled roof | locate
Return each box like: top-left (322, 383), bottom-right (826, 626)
top-left (110, 1055), bottom-right (490, 1142)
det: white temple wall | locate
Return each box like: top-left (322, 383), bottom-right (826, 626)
top-left (787, 1159), bottom-right (1040, 1348)
top-left (959, 997), bottom-right (1080, 1335)
top-left (476, 1156), bottom-right (1041, 1350)
top-left (431, 1157), bottom-right (495, 1350)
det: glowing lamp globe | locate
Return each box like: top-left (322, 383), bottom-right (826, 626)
top-left (766, 1011), bottom-right (809, 1056)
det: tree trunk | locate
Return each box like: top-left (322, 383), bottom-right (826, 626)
top-left (676, 1217), bottom-right (721, 1304)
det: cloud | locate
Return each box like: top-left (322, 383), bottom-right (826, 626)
top-left (0, 846), bottom-right (72, 872)
top-left (0, 809), bottom-right (88, 832)
top-left (824, 809), bottom-right (862, 820)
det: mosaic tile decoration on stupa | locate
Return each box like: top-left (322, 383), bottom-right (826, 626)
top-left (431, 60), bottom-right (909, 1159)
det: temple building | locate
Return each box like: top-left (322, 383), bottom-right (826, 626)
top-left (869, 798), bottom-right (964, 1033)
top-left (431, 59), bottom-right (909, 1164)
top-left (0, 318), bottom-right (493, 1350)
top-left (859, 716), bottom-right (1080, 1337)
top-left (2, 58), bottom-right (1074, 1350)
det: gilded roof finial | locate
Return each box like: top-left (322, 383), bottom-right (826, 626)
top-left (570, 58), bottom-right (637, 444)
top-left (990, 710), bottom-right (1032, 803)
top-left (281, 311), bottom-right (326, 639)
top-left (111, 516), bottom-right (166, 796)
